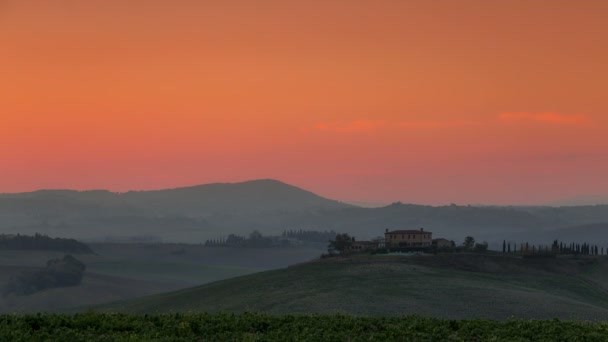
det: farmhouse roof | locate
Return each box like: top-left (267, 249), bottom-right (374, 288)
top-left (385, 230), bottom-right (432, 235)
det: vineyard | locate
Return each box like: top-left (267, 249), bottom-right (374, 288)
top-left (1, 313), bottom-right (608, 341)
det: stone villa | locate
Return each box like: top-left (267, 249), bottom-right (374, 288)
top-left (384, 228), bottom-right (432, 247)
top-left (346, 227), bottom-right (451, 252)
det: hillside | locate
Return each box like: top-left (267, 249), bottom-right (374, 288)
top-left (96, 254), bottom-right (608, 320)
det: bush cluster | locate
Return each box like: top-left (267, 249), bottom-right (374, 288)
top-left (3, 255), bottom-right (86, 296)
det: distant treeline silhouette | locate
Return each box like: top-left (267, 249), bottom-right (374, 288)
top-left (281, 229), bottom-right (337, 243)
top-left (205, 231), bottom-right (287, 248)
top-left (205, 229), bottom-right (338, 248)
top-left (0, 233), bottom-right (93, 254)
top-left (502, 239), bottom-right (605, 256)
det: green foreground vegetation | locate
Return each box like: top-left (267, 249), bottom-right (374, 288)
top-left (1, 313), bottom-right (608, 341)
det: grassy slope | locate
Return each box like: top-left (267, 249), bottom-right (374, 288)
top-left (97, 254), bottom-right (608, 320)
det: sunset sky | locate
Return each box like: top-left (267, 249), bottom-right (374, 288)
top-left (1, 1), bottom-right (607, 205)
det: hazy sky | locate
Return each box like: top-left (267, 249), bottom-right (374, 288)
top-left (1, 1), bottom-right (607, 205)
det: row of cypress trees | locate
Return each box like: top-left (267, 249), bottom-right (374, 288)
top-left (501, 239), bottom-right (605, 255)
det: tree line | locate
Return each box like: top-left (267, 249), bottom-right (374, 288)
top-left (204, 231), bottom-right (289, 248)
top-left (0, 233), bottom-right (93, 254)
top-left (205, 229), bottom-right (339, 248)
top-left (501, 239), bottom-right (606, 256)
top-left (325, 234), bottom-right (487, 256)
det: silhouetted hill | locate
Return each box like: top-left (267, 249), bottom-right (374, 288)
top-left (1, 181), bottom-right (608, 244)
top-left (120, 179), bottom-right (352, 215)
top-left (0, 180), bottom-right (351, 218)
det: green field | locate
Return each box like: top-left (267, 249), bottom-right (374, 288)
top-left (96, 254), bottom-right (608, 320)
top-left (2, 313), bottom-right (608, 341)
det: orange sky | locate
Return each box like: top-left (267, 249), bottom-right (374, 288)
top-left (1, 0), bottom-right (607, 205)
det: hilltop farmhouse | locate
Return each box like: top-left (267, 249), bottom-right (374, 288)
top-left (345, 227), bottom-right (451, 253)
top-left (384, 228), bottom-right (432, 247)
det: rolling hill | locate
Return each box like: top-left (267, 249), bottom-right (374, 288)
top-left (94, 253), bottom-right (608, 320)
top-left (2, 179), bottom-right (608, 244)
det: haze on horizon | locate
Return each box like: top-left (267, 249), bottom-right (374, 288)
top-left (1, 1), bottom-right (607, 205)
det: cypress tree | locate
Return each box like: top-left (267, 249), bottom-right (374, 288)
top-left (503, 240), bottom-right (506, 253)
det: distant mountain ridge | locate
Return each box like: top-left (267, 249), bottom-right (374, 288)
top-left (2, 179), bottom-right (608, 245)
top-left (121, 179), bottom-right (354, 215)
top-left (0, 179), bottom-right (353, 216)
